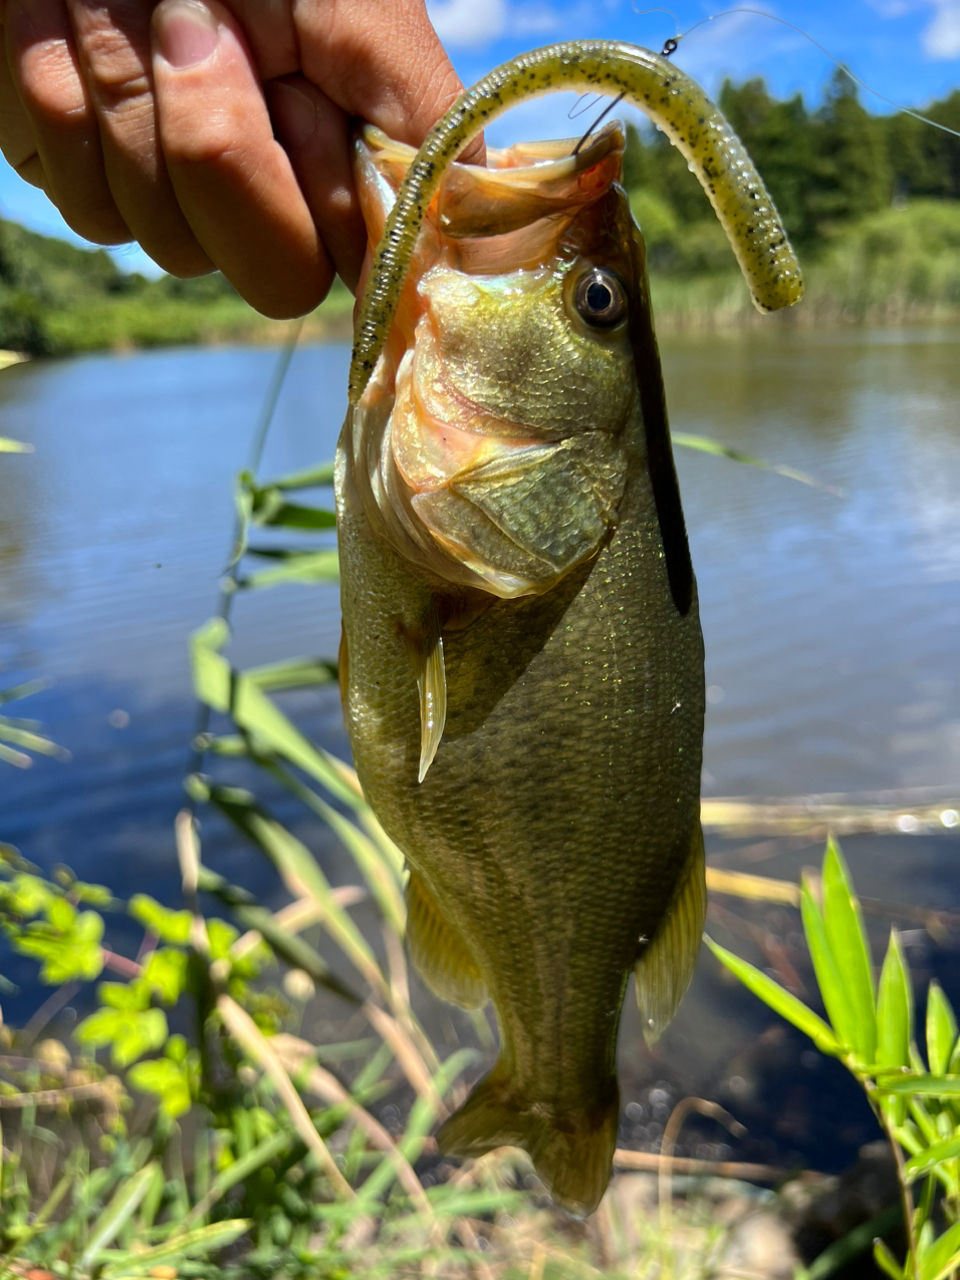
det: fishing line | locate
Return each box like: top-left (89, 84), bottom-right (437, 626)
top-left (572, 92), bottom-right (626, 154)
top-left (659, 7), bottom-right (960, 140)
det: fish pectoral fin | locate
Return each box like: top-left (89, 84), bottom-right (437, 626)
top-left (634, 824), bottom-right (707, 1046)
top-left (403, 608), bottom-right (447, 783)
top-left (406, 869), bottom-right (487, 1009)
top-left (437, 1063), bottom-right (618, 1218)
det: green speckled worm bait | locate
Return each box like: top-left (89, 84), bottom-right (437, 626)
top-left (348, 39), bottom-right (803, 402)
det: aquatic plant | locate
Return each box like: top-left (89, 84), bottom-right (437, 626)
top-left (710, 841), bottom-right (960, 1280)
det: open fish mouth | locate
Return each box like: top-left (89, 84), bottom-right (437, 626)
top-left (348, 120), bottom-right (637, 602)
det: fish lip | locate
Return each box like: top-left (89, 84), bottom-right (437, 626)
top-left (358, 119), bottom-right (626, 187)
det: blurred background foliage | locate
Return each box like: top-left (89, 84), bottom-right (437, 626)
top-left (1, 73), bottom-right (959, 356)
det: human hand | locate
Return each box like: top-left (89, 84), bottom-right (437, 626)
top-left (1, 0), bottom-right (477, 317)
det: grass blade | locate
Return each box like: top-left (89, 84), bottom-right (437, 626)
top-left (918, 1216), bottom-right (960, 1280)
top-left (80, 1162), bottom-right (159, 1268)
top-left (882, 1075), bottom-right (960, 1096)
top-left (801, 875), bottom-right (859, 1057)
top-left (903, 1134), bottom-right (960, 1183)
top-left (873, 1238), bottom-right (906, 1280)
top-left (216, 992), bottom-right (354, 1200)
top-left (197, 865), bottom-right (361, 1004)
top-left (926, 981), bottom-right (957, 1077)
top-left (182, 1129), bottom-right (294, 1228)
top-left (671, 431), bottom-right (841, 494)
top-left (876, 928), bottom-right (912, 1124)
top-left (190, 619), bottom-right (358, 807)
top-left (192, 780), bottom-right (387, 998)
top-left (704, 934), bottom-right (841, 1056)
top-left (822, 839), bottom-right (876, 1063)
top-left (101, 1219), bottom-right (251, 1274)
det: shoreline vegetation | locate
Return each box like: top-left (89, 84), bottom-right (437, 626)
top-left (1, 73), bottom-right (958, 356)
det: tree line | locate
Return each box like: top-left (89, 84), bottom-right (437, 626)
top-left (624, 71), bottom-right (960, 249)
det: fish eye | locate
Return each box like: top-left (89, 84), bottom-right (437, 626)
top-left (572, 268), bottom-right (627, 329)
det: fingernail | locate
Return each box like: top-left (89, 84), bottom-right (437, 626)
top-left (154, 0), bottom-right (219, 69)
top-left (271, 82), bottom-right (319, 148)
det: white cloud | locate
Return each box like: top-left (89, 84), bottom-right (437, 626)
top-left (923, 0), bottom-right (960, 56)
top-left (427, 0), bottom-right (508, 47)
top-left (426, 0), bottom-right (565, 49)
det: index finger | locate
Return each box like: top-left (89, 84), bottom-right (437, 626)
top-left (228, 0), bottom-right (486, 164)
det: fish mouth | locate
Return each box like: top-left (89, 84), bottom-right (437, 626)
top-left (348, 120), bottom-right (633, 600)
top-left (358, 120), bottom-right (626, 243)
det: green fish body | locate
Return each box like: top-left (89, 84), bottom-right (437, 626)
top-left (336, 123), bottom-right (706, 1215)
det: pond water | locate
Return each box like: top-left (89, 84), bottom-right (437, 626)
top-left (1, 328), bottom-right (958, 1173)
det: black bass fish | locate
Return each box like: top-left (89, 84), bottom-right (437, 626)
top-left (336, 42), bottom-right (801, 1216)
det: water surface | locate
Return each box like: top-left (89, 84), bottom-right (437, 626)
top-left (1, 329), bottom-right (958, 1170)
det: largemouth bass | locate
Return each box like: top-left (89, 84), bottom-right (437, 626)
top-left (336, 42), bottom-right (801, 1216)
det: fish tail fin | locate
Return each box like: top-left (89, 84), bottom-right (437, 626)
top-left (437, 1064), bottom-right (617, 1217)
top-left (635, 823), bottom-right (706, 1045)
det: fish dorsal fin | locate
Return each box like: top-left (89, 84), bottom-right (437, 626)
top-left (406, 869), bottom-right (487, 1008)
top-left (634, 826), bottom-right (706, 1045)
top-left (406, 606), bottom-right (447, 782)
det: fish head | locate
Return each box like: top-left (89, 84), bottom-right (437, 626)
top-left (347, 121), bottom-right (650, 599)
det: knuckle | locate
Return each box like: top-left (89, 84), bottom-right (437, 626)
top-left (78, 23), bottom-right (151, 108)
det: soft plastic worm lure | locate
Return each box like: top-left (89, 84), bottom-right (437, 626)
top-left (348, 39), bottom-right (803, 402)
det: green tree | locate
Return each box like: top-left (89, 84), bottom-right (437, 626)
top-left (809, 70), bottom-right (891, 229)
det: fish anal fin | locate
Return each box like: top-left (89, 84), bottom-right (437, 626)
top-left (635, 824), bottom-right (706, 1045)
top-left (403, 608), bottom-right (447, 782)
top-left (406, 869), bottom-right (487, 1009)
top-left (437, 1062), bottom-right (618, 1217)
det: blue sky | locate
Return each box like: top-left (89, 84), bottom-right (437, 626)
top-left (1, 0), bottom-right (957, 276)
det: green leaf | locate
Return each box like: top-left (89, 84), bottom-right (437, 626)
top-left (671, 431), bottom-right (840, 494)
top-left (918, 1217), bottom-right (960, 1280)
top-left (267, 460), bottom-right (335, 491)
top-left (99, 980), bottom-right (150, 1011)
top-left (245, 656), bottom-right (337, 692)
top-left (194, 782), bottom-right (384, 996)
top-left (128, 1058), bottom-right (193, 1120)
top-left (140, 948), bottom-right (188, 1004)
top-left (190, 619), bottom-right (358, 808)
top-left (882, 1076), bottom-right (960, 1096)
top-left (76, 1005), bottom-right (168, 1067)
top-left (80, 1162), bottom-right (159, 1268)
top-left (100, 1219), bottom-right (251, 1274)
top-left (801, 1205), bottom-right (902, 1280)
top-left (904, 1134), bottom-right (960, 1183)
top-left (238, 548), bottom-right (340, 588)
top-left (876, 928), bottom-right (913, 1124)
top-left (801, 876), bottom-right (860, 1057)
top-left (873, 1239), bottom-right (906, 1280)
top-left (129, 893), bottom-right (192, 944)
top-left (927, 982), bottom-right (958, 1076)
top-left (7, 872), bottom-right (53, 917)
top-left (0, 351), bottom-right (27, 372)
top-left (0, 719), bottom-right (63, 756)
top-left (250, 489), bottom-right (337, 529)
top-left (822, 838), bottom-right (876, 1062)
top-left (0, 436), bottom-right (32, 453)
top-left (206, 917), bottom-right (239, 960)
top-left (15, 908), bottom-right (104, 983)
top-left (704, 934), bottom-right (841, 1054)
